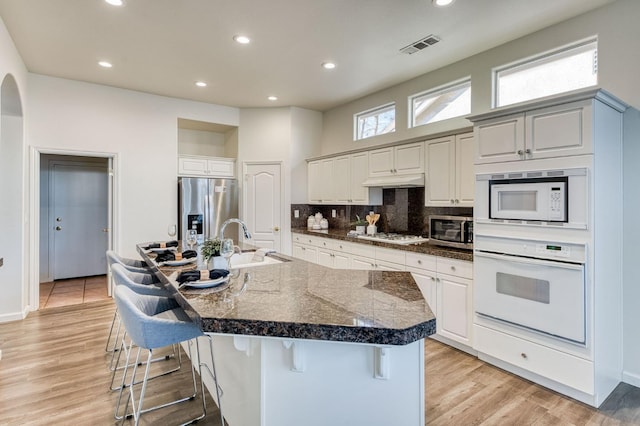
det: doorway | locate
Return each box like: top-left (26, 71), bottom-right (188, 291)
top-left (35, 152), bottom-right (115, 309)
top-left (243, 162), bottom-right (283, 251)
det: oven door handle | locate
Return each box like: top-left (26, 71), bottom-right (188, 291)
top-left (474, 250), bottom-right (584, 270)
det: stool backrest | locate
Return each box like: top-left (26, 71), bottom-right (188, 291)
top-left (106, 250), bottom-right (152, 274)
top-left (111, 263), bottom-right (168, 296)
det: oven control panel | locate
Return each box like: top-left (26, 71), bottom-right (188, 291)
top-left (475, 234), bottom-right (586, 263)
top-left (535, 243), bottom-right (570, 258)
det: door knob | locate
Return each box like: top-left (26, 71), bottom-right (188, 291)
top-left (102, 228), bottom-right (109, 233)
top-left (55, 226), bottom-right (62, 231)
top-left (274, 226), bottom-right (280, 232)
top-left (56, 217), bottom-right (62, 222)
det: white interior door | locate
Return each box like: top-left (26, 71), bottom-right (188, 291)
top-left (52, 163), bottom-right (108, 279)
top-left (244, 163), bottom-right (282, 251)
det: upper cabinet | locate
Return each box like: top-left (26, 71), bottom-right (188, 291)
top-left (368, 142), bottom-right (424, 177)
top-left (178, 155), bottom-right (235, 178)
top-left (472, 98), bottom-right (594, 164)
top-left (425, 132), bottom-right (474, 207)
top-left (309, 153), bottom-right (381, 205)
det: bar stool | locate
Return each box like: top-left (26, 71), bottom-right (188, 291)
top-left (105, 252), bottom-right (163, 354)
top-left (109, 263), bottom-right (180, 389)
top-left (114, 284), bottom-right (224, 426)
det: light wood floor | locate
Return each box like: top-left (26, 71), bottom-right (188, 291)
top-left (0, 300), bottom-right (638, 425)
top-left (40, 275), bottom-right (110, 309)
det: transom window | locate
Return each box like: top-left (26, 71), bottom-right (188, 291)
top-left (494, 39), bottom-right (598, 107)
top-left (354, 103), bottom-right (395, 140)
top-left (409, 79), bottom-right (471, 128)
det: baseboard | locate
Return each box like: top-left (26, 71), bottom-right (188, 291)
top-left (0, 306), bottom-right (29, 323)
top-left (623, 370), bottom-right (640, 388)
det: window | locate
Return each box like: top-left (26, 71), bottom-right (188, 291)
top-left (354, 103), bottom-right (395, 140)
top-left (495, 39), bottom-right (597, 107)
top-left (409, 79), bottom-right (471, 128)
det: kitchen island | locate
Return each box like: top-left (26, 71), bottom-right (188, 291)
top-left (138, 243), bottom-right (435, 426)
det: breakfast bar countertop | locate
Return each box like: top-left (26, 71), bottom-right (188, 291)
top-left (137, 242), bottom-right (436, 346)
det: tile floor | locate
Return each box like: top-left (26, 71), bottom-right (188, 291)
top-left (39, 275), bottom-right (110, 309)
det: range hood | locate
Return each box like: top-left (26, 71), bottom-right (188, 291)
top-left (361, 173), bottom-right (425, 188)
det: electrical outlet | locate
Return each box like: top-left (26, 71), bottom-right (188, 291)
top-left (332, 209), bottom-right (336, 218)
top-left (370, 211), bottom-right (374, 215)
top-left (294, 210), bottom-right (299, 218)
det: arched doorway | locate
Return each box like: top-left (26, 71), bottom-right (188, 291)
top-left (0, 73), bottom-right (26, 319)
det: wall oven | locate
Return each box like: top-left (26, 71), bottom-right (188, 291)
top-left (475, 167), bottom-right (588, 228)
top-left (474, 235), bottom-right (587, 344)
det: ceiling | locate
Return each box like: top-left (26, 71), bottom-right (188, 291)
top-left (0, 0), bottom-right (615, 112)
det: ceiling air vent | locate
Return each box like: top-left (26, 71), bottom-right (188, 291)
top-left (399, 34), bottom-right (441, 55)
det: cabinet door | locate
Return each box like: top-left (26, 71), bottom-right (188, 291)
top-left (475, 114), bottom-right (525, 164)
top-left (425, 136), bottom-right (455, 206)
top-left (333, 156), bottom-right (351, 203)
top-left (207, 159), bottom-right (235, 177)
top-left (316, 248), bottom-right (334, 268)
top-left (349, 152), bottom-right (370, 204)
top-left (292, 243), bottom-right (306, 260)
top-left (319, 159), bottom-right (334, 202)
top-left (368, 147), bottom-right (394, 177)
top-left (438, 274), bottom-right (471, 346)
top-left (394, 142), bottom-right (424, 175)
top-left (526, 100), bottom-right (593, 159)
top-left (308, 161), bottom-right (323, 203)
top-left (455, 133), bottom-right (475, 207)
top-left (333, 252), bottom-right (351, 269)
top-left (408, 269), bottom-right (437, 316)
top-left (303, 246), bottom-right (318, 264)
top-left (178, 157), bottom-right (209, 176)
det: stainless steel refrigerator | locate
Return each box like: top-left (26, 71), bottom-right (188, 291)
top-left (178, 177), bottom-right (239, 242)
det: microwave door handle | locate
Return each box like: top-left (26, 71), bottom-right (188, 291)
top-left (474, 250), bottom-right (584, 271)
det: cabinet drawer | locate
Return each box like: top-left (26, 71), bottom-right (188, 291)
top-left (474, 325), bottom-right (593, 394)
top-left (375, 247), bottom-right (406, 265)
top-left (437, 257), bottom-right (472, 279)
top-left (405, 252), bottom-right (437, 271)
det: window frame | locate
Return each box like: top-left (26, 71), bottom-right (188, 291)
top-left (492, 38), bottom-right (598, 108)
top-left (408, 77), bottom-right (471, 129)
top-left (353, 102), bottom-right (396, 141)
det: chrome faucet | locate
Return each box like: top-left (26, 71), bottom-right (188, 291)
top-left (218, 218), bottom-right (252, 240)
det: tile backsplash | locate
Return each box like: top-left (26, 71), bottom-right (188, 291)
top-left (292, 188), bottom-right (472, 236)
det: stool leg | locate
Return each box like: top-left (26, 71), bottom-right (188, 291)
top-left (105, 309), bottom-right (119, 352)
top-left (197, 335), bottom-right (225, 426)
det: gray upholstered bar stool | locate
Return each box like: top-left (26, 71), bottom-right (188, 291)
top-left (109, 263), bottom-right (180, 389)
top-left (105, 251), bottom-right (164, 354)
top-left (114, 284), bottom-right (224, 426)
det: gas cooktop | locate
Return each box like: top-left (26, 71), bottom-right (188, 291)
top-left (356, 233), bottom-right (429, 245)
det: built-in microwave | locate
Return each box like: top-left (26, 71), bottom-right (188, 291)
top-left (429, 215), bottom-right (473, 250)
top-left (475, 167), bottom-right (588, 228)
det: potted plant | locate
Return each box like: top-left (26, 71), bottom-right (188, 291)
top-left (201, 238), bottom-right (226, 268)
top-left (352, 215), bottom-right (368, 235)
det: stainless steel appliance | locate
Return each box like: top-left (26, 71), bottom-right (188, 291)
top-left (428, 215), bottom-right (473, 249)
top-left (474, 234), bottom-right (586, 344)
top-left (475, 167), bottom-right (588, 228)
top-left (356, 233), bottom-right (429, 245)
top-left (178, 177), bottom-right (238, 242)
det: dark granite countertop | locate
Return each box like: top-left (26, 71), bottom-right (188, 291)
top-left (137, 242), bottom-right (436, 346)
top-left (292, 228), bottom-right (474, 262)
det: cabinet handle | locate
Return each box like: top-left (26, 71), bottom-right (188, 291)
top-left (525, 149), bottom-right (532, 155)
top-left (450, 199), bottom-right (455, 204)
top-left (517, 149), bottom-right (524, 155)
top-left (417, 260), bottom-right (422, 265)
top-left (450, 266), bottom-right (456, 271)
top-left (521, 353), bottom-right (528, 359)
top-left (430, 277), bottom-right (435, 281)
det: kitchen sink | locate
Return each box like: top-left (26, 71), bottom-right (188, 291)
top-left (228, 251), bottom-right (283, 269)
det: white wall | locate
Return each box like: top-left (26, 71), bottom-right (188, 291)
top-left (177, 128), bottom-right (227, 157)
top-left (291, 107), bottom-right (323, 204)
top-left (320, 0), bottom-right (640, 156)
top-left (27, 74), bottom-right (239, 269)
top-left (0, 15), bottom-right (28, 321)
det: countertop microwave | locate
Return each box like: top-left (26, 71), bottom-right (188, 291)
top-left (429, 215), bottom-right (473, 250)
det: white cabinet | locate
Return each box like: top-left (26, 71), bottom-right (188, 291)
top-left (473, 99), bottom-right (593, 164)
top-left (425, 132), bottom-right (474, 207)
top-left (333, 152), bottom-right (382, 205)
top-left (178, 155), bottom-right (235, 177)
top-left (368, 142), bottom-right (424, 177)
top-left (291, 234), bottom-right (318, 263)
top-left (308, 159), bottom-right (334, 203)
top-left (406, 252), bottom-right (473, 350)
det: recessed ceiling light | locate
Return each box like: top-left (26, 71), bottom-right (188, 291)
top-left (233, 35), bottom-right (251, 44)
top-left (195, 81), bottom-right (207, 87)
top-left (322, 62), bottom-right (336, 70)
top-left (432, 0), bottom-right (454, 6)
top-left (105, 0), bottom-right (124, 6)
top-left (98, 61), bottom-right (113, 68)
top-left (268, 96), bottom-right (278, 101)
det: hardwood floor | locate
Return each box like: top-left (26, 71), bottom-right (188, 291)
top-left (40, 275), bottom-right (110, 309)
top-left (0, 300), bottom-right (638, 425)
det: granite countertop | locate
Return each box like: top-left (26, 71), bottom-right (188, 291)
top-left (137, 242), bottom-right (436, 346)
top-left (292, 228), bottom-right (474, 262)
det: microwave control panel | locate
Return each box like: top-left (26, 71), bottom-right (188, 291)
top-left (548, 185), bottom-right (565, 220)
